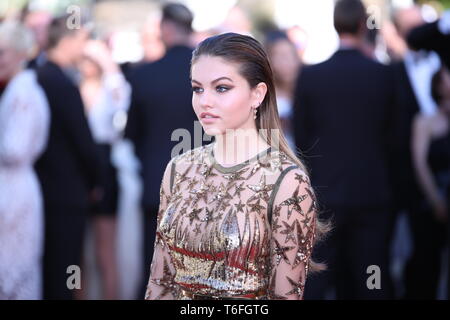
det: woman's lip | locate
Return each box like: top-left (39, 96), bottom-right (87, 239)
top-left (200, 112), bottom-right (220, 119)
top-left (200, 117), bottom-right (219, 124)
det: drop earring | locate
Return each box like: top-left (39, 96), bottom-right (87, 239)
top-left (253, 106), bottom-right (258, 120)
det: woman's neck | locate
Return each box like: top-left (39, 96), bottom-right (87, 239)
top-left (213, 128), bottom-right (270, 166)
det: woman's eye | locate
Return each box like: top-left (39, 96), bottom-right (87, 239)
top-left (216, 86), bottom-right (230, 93)
top-left (192, 86), bottom-right (203, 93)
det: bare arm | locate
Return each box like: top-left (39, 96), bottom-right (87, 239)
top-left (411, 113), bottom-right (448, 221)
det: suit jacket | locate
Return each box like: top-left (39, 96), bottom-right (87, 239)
top-left (35, 61), bottom-right (103, 208)
top-left (125, 45), bottom-right (199, 209)
top-left (389, 61), bottom-right (423, 208)
top-left (407, 21), bottom-right (450, 69)
top-left (293, 48), bottom-right (395, 209)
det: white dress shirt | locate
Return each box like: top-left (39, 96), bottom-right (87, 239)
top-left (404, 50), bottom-right (441, 116)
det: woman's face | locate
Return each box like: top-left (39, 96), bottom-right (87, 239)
top-left (78, 56), bottom-right (101, 79)
top-left (191, 55), bottom-right (265, 136)
top-left (0, 40), bottom-right (25, 82)
top-left (269, 39), bottom-right (299, 85)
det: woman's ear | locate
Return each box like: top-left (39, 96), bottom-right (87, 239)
top-left (252, 82), bottom-right (268, 107)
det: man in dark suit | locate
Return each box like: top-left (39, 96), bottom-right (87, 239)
top-left (124, 3), bottom-right (199, 298)
top-left (35, 16), bottom-right (104, 299)
top-left (294, 0), bottom-right (395, 299)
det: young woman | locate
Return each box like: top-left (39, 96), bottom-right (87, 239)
top-left (78, 39), bottom-right (131, 299)
top-left (265, 30), bottom-right (301, 150)
top-left (145, 33), bottom-right (327, 300)
top-left (411, 66), bottom-right (450, 224)
top-left (0, 21), bottom-right (49, 299)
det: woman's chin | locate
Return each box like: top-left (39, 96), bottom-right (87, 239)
top-left (203, 126), bottom-right (223, 137)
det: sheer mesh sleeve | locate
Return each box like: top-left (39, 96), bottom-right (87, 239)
top-left (0, 72), bottom-right (49, 167)
top-left (145, 160), bottom-right (178, 300)
top-left (268, 168), bottom-right (317, 300)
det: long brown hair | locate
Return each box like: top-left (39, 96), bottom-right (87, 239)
top-left (191, 32), bottom-right (330, 273)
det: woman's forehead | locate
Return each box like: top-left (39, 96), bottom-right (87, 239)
top-left (191, 55), bottom-right (242, 82)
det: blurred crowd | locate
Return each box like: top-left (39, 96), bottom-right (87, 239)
top-left (0, 0), bottom-right (449, 300)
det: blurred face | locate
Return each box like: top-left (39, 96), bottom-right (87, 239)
top-left (0, 39), bottom-right (26, 81)
top-left (24, 11), bottom-right (52, 50)
top-left (141, 19), bottom-right (165, 62)
top-left (395, 7), bottom-right (425, 39)
top-left (191, 55), bottom-right (266, 136)
top-left (269, 39), bottom-right (300, 86)
top-left (78, 56), bottom-right (101, 79)
top-left (61, 28), bottom-right (89, 65)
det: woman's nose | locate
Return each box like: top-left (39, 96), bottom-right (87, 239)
top-left (199, 90), bottom-right (214, 109)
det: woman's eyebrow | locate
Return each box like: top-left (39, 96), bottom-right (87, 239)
top-left (191, 77), bottom-right (233, 85)
top-left (211, 76), bottom-right (233, 84)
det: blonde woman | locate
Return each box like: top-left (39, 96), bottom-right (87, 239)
top-left (145, 33), bottom-right (328, 300)
top-left (0, 20), bottom-right (50, 299)
top-left (78, 39), bottom-right (131, 300)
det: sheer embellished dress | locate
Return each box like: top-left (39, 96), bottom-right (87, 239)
top-left (145, 143), bottom-right (317, 300)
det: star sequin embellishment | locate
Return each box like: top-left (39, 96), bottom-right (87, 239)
top-left (247, 175), bottom-right (274, 203)
top-left (301, 213), bottom-right (312, 230)
top-left (200, 164), bottom-right (217, 180)
top-left (305, 186), bottom-right (317, 214)
top-left (292, 220), bottom-right (315, 269)
top-left (187, 208), bottom-right (202, 224)
top-left (233, 182), bottom-right (245, 197)
top-left (189, 180), bottom-right (211, 205)
top-left (295, 173), bottom-right (308, 184)
top-left (272, 217), bottom-right (283, 233)
top-left (187, 177), bottom-right (199, 190)
top-left (280, 220), bottom-right (297, 244)
top-left (279, 152), bottom-right (291, 165)
top-left (247, 198), bottom-right (265, 215)
top-left (174, 164), bottom-right (193, 185)
top-left (280, 185), bottom-right (308, 219)
top-left (267, 155), bottom-right (283, 173)
top-left (272, 204), bottom-right (282, 219)
top-left (153, 257), bottom-right (177, 300)
top-left (183, 194), bottom-right (195, 207)
top-left (273, 238), bottom-right (294, 266)
top-left (218, 199), bottom-right (231, 212)
top-left (223, 167), bottom-right (248, 182)
top-left (247, 162), bottom-right (261, 179)
top-left (211, 182), bottom-right (233, 203)
top-left (285, 276), bottom-right (305, 299)
top-left (247, 158), bottom-right (272, 179)
top-left (234, 200), bottom-right (245, 213)
top-left (170, 191), bottom-right (183, 205)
